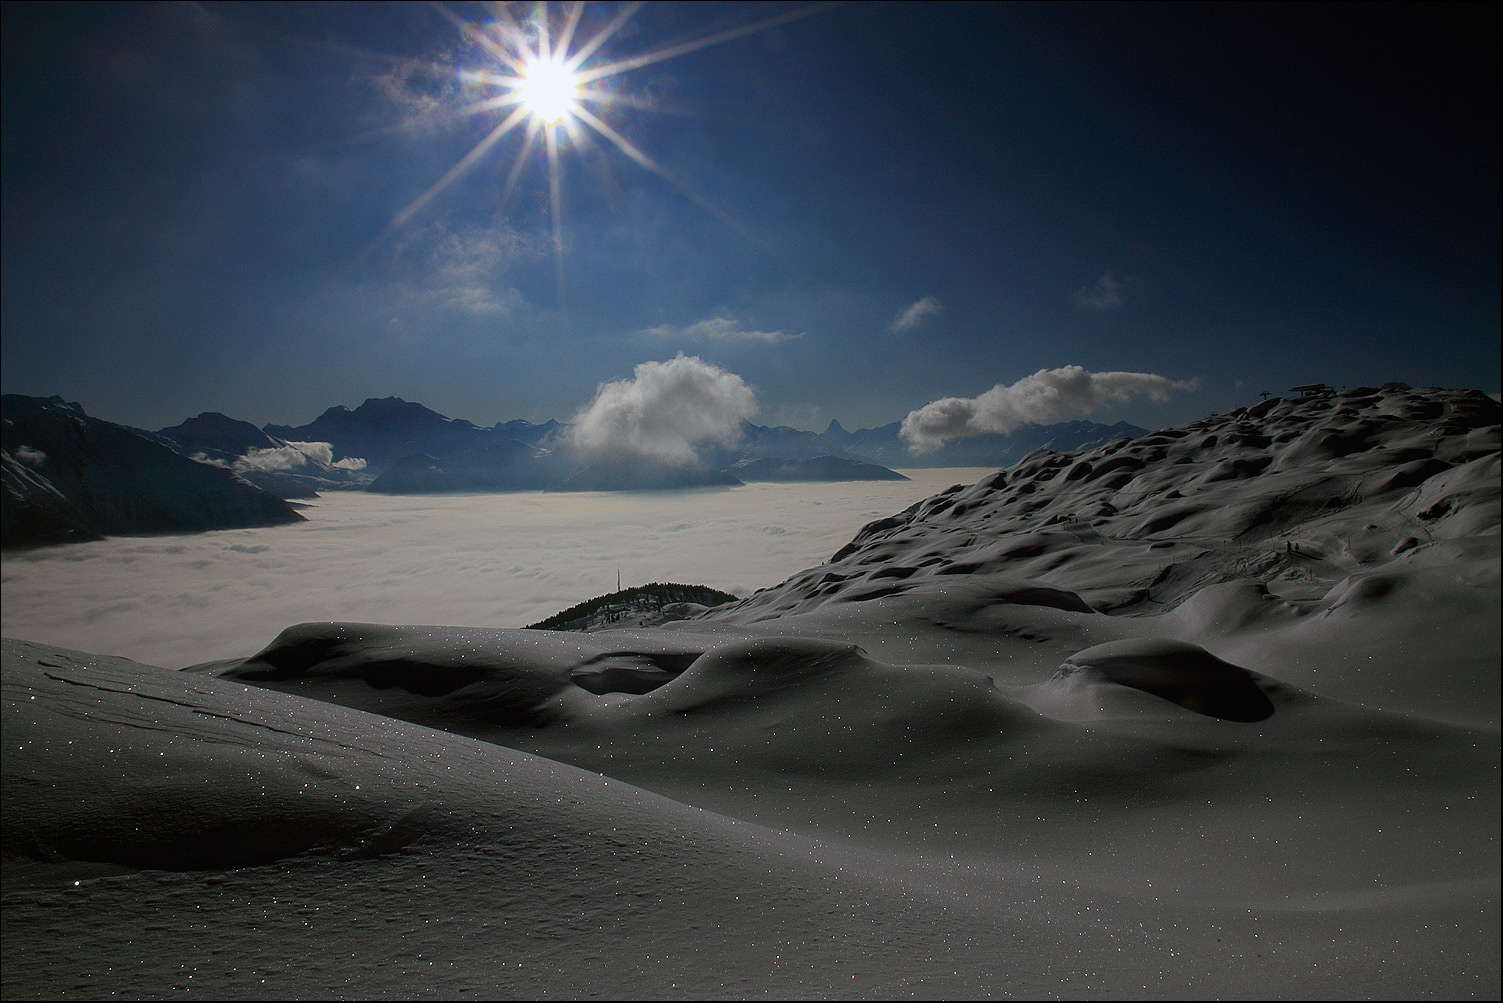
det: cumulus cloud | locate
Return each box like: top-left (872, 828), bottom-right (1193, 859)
top-left (285, 442), bottom-right (336, 466)
top-left (1074, 273), bottom-right (1133, 311)
top-left (567, 354), bottom-right (759, 465)
top-left (900, 365), bottom-right (1197, 453)
top-left (888, 296), bottom-right (943, 334)
top-left (235, 442), bottom-right (366, 473)
top-left (286, 442), bottom-right (368, 470)
top-left (235, 445), bottom-right (311, 473)
top-left (642, 313), bottom-right (798, 345)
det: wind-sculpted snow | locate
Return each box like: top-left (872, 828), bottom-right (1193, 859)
top-left (703, 384), bottom-right (1500, 724)
top-left (1040, 638), bottom-right (1277, 722)
top-left (209, 621), bottom-right (705, 728)
top-left (718, 387), bottom-right (1498, 610)
top-left (17, 637), bottom-right (1125, 999)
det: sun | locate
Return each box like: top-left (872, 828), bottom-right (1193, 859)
top-left (516, 56), bottom-right (579, 126)
top-left (380, 2), bottom-right (831, 300)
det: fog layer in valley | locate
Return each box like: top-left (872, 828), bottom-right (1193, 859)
top-left (0, 470), bottom-right (978, 667)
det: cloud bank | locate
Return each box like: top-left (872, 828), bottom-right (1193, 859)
top-left (900, 365), bottom-right (1196, 453)
top-left (567, 354), bottom-right (759, 465)
top-left (0, 474), bottom-right (962, 668)
top-left (888, 296), bottom-right (943, 333)
top-left (642, 313), bottom-right (798, 344)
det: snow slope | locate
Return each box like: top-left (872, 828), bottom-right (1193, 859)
top-left (2, 383), bottom-right (1498, 999)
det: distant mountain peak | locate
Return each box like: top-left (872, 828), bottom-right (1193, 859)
top-left (41, 395), bottom-right (86, 415)
top-left (178, 412), bottom-right (251, 428)
top-left (349, 396), bottom-right (476, 428)
top-left (356, 396), bottom-right (430, 413)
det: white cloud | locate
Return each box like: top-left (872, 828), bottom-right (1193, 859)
top-left (366, 54), bottom-right (458, 127)
top-left (284, 441), bottom-right (335, 466)
top-left (900, 365), bottom-right (1197, 453)
top-left (421, 226), bottom-right (525, 315)
top-left (567, 354), bottom-right (759, 465)
top-left (1074, 273), bottom-right (1130, 311)
top-left (236, 445), bottom-right (311, 473)
top-left (370, 222), bottom-right (531, 322)
top-left (888, 296), bottom-right (943, 334)
top-left (234, 442), bottom-right (367, 473)
top-left (642, 312), bottom-right (799, 345)
top-left (15, 445), bottom-right (46, 467)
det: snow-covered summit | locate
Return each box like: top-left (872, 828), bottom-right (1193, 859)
top-left (714, 384), bottom-right (1498, 621)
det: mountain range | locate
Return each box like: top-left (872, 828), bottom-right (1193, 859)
top-left (260, 396), bottom-right (1147, 493)
top-left (2, 392), bottom-right (1149, 547)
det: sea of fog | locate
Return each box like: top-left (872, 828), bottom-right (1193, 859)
top-left (1, 469), bottom-right (989, 668)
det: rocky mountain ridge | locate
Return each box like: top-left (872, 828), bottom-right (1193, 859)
top-left (2, 395), bottom-right (304, 549)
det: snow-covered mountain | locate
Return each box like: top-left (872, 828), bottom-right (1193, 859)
top-left (3, 382), bottom-right (1498, 998)
top-left (2, 395), bottom-right (304, 549)
top-left (715, 384), bottom-right (1499, 627)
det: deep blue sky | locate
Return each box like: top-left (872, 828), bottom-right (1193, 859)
top-left (3, 1), bottom-right (1498, 432)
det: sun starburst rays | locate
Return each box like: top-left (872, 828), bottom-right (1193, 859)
top-left (375, 2), bottom-right (828, 306)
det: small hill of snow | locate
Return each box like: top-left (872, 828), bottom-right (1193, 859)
top-left (525, 582), bottom-right (741, 632)
top-left (699, 383), bottom-right (1499, 726)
